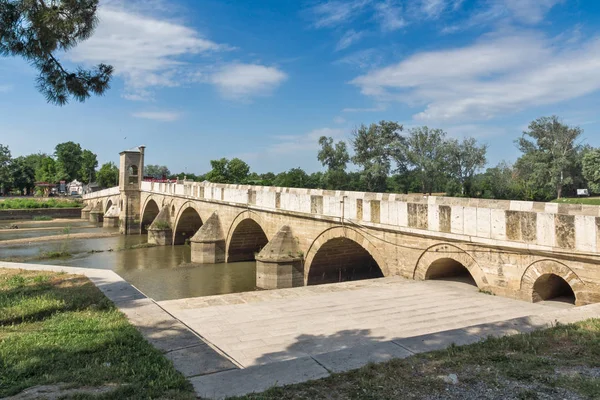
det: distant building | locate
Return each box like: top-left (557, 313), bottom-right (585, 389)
top-left (85, 182), bottom-right (101, 194)
top-left (67, 180), bottom-right (84, 196)
top-left (34, 182), bottom-right (57, 197)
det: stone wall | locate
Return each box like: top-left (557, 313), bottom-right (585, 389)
top-left (83, 183), bottom-right (600, 305)
top-left (139, 181), bottom-right (600, 254)
top-left (0, 208), bottom-right (81, 220)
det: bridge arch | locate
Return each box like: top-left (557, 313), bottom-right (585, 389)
top-left (304, 227), bottom-right (388, 286)
top-left (173, 202), bottom-right (204, 245)
top-left (226, 211), bottom-right (269, 262)
top-left (413, 243), bottom-right (488, 288)
top-left (141, 198), bottom-right (160, 233)
top-left (520, 260), bottom-right (584, 305)
top-left (105, 199), bottom-right (113, 212)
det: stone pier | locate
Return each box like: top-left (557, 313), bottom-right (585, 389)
top-left (190, 212), bottom-right (226, 264)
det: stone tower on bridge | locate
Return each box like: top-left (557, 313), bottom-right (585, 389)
top-left (119, 146), bottom-right (145, 234)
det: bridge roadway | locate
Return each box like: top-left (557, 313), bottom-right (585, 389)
top-left (158, 277), bottom-right (561, 368)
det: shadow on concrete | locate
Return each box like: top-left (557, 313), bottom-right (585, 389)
top-left (255, 329), bottom-right (385, 365)
top-left (251, 314), bottom-right (557, 372)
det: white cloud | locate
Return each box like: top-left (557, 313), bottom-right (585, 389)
top-left (268, 128), bottom-right (346, 154)
top-left (443, 0), bottom-right (563, 33)
top-left (310, 0), bottom-right (371, 28)
top-left (335, 48), bottom-right (383, 70)
top-left (420, 0), bottom-right (447, 19)
top-left (503, 0), bottom-right (563, 24)
top-left (0, 85), bottom-right (12, 93)
top-left (67, 1), bottom-right (227, 100)
top-left (351, 31), bottom-right (600, 122)
top-left (333, 116), bottom-right (347, 124)
top-left (336, 30), bottom-right (366, 51)
top-left (374, 0), bottom-right (406, 31)
top-left (342, 104), bottom-right (387, 113)
top-left (210, 64), bottom-right (287, 100)
top-left (132, 111), bottom-right (182, 122)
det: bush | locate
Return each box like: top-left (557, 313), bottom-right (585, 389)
top-left (0, 198), bottom-right (82, 210)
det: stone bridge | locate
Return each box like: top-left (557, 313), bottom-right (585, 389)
top-left (82, 148), bottom-right (600, 306)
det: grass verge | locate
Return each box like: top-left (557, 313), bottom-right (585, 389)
top-left (32, 216), bottom-right (53, 221)
top-left (0, 268), bottom-right (194, 399)
top-left (0, 198), bottom-right (82, 210)
top-left (236, 319), bottom-right (600, 400)
top-left (552, 197), bottom-right (600, 206)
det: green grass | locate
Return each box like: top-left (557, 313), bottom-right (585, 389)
top-left (235, 319), bottom-right (600, 400)
top-left (0, 269), bottom-right (194, 399)
top-left (38, 251), bottom-right (72, 260)
top-left (149, 221), bottom-right (171, 230)
top-left (32, 215), bottom-right (54, 221)
top-left (0, 198), bottom-right (83, 210)
top-left (552, 197), bottom-right (600, 206)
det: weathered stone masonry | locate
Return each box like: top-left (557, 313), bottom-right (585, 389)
top-left (83, 149), bottom-right (600, 306)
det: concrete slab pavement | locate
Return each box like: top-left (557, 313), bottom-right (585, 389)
top-left (3, 262), bottom-right (599, 399)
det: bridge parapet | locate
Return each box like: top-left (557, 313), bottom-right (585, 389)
top-left (83, 187), bottom-right (120, 200)
top-left (140, 180), bottom-right (600, 254)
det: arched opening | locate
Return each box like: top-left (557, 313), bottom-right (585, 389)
top-left (128, 165), bottom-right (138, 176)
top-left (228, 219), bottom-right (268, 262)
top-left (141, 200), bottom-right (160, 234)
top-left (105, 200), bottom-right (113, 212)
top-left (174, 207), bottom-right (202, 245)
top-left (307, 238), bottom-right (383, 286)
top-left (532, 274), bottom-right (576, 305)
top-left (424, 258), bottom-right (477, 286)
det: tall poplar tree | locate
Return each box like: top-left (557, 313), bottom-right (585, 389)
top-left (516, 116), bottom-right (582, 199)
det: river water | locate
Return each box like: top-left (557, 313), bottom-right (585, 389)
top-left (0, 219), bottom-right (256, 301)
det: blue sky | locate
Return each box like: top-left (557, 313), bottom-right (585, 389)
top-left (1, 0), bottom-right (600, 174)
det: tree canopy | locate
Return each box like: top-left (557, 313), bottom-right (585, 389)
top-left (97, 162), bottom-right (119, 188)
top-left (516, 116), bottom-right (582, 199)
top-left (0, 0), bottom-right (113, 105)
top-left (352, 121), bottom-right (403, 192)
top-left (144, 165), bottom-right (171, 180)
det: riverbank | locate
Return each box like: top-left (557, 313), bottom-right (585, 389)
top-left (0, 231), bottom-right (120, 246)
top-left (0, 268), bottom-right (194, 399)
top-left (0, 208), bottom-right (81, 220)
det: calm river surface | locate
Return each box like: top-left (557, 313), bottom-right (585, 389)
top-left (0, 219), bottom-right (256, 301)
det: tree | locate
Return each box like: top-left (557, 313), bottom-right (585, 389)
top-left (318, 136), bottom-right (349, 171)
top-left (35, 156), bottom-right (57, 183)
top-left (352, 121), bottom-right (403, 192)
top-left (96, 162), bottom-right (119, 188)
top-left (54, 141), bottom-right (82, 181)
top-left (471, 162), bottom-right (523, 200)
top-left (318, 136), bottom-right (350, 190)
top-left (79, 149), bottom-right (97, 184)
top-left (227, 158), bottom-right (250, 184)
top-left (0, 143), bottom-right (11, 195)
top-left (582, 148), bottom-right (600, 194)
top-left (10, 156), bottom-right (35, 194)
top-left (516, 116), bottom-right (582, 199)
top-left (274, 168), bottom-right (309, 188)
top-left (259, 172), bottom-right (275, 186)
top-left (144, 165), bottom-right (170, 180)
top-left (397, 126), bottom-right (448, 195)
top-left (446, 137), bottom-right (487, 196)
top-left (22, 152), bottom-right (49, 172)
top-left (204, 158), bottom-right (250, 184)
top-left (0, 0), bottom-right (113, 105)
top-left (204, 158), bottom-right (228, 183)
